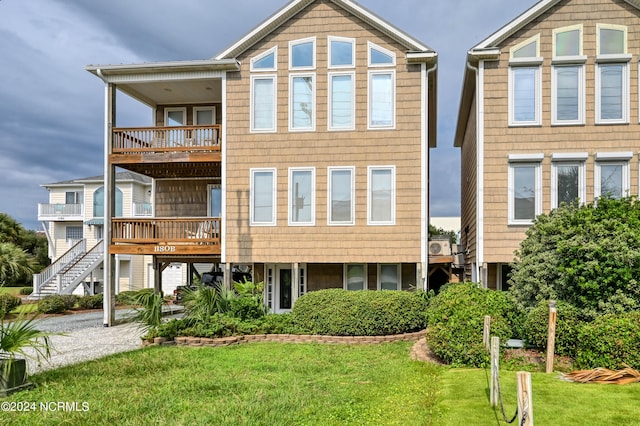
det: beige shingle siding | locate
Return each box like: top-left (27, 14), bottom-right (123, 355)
top-left (225, 0), bottom-right (425, 264)
top-left (460, 96), bottom-right (478, 279)
top-left (481, 0), bottom-right (640, 265)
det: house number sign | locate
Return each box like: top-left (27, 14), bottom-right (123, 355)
top-left (154, 245), bottom-right (176, 253)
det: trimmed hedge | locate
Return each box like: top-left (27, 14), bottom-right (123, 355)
top-left (290, 289), bottom-right (428, 336)
top-left (524, 300), bottom-right (581, 357)
top-left (38, 295), bottom-right (69, 314)
top-left (575, 312), bottom-right (640, 370)
top-left (19, 287), bottom-right (33, 295)
top-left (78, 294), bottom-right (103, 310)
top-left (425, 283), bottom-right (522, 367)
top-left (0, 293), bottom-right (22, 317)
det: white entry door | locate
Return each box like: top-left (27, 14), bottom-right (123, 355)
top-left (265, 264), bottom-right (306, 313)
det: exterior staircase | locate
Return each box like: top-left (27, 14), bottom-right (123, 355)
top-left (29, 239), bottom-right (104, 300)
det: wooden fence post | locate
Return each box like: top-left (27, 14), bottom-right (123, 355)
top-left (546, 300), bottom-right (557, 374)
top-left (517, 371), bottom-right (534, 426)
top-left (490, 336), bottom-right (500, 407)
top-left (483, 315), bottom-right (491, 350)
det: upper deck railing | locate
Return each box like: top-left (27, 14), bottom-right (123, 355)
top-left (112, 125), bottom-right (221, 154)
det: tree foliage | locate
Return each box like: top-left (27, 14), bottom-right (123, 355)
top-left (509, 197), bottom-right (640, 319)
top-left (0, 213), bottom-right (49, 286)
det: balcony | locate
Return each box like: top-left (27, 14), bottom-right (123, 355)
top-left (132, 202), bottom-right (153, 217)
top-left (111, 125), bottom-right (222, 178)
top-left (110, 217), bottom-right (221, 256)
top-left (38, 204), bottom-right (83, 221)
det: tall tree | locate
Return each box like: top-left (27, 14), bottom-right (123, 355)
top-left (0, 242), bottom-right (35, 286)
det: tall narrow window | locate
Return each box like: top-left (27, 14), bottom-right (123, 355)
top-left (289, 168), bottom-right (315, 226)
top-left (328, 167), bottom-right (355, 225)
top-left (329, 72), bottom-right (355, 130)
top-left (209, 184), bottom-right (222, 217)
top-left (251, 76), bottom-right (277, 132)
top-left (552, 26), bottom-right (585, 125)
top-left (552, 162), bottom-right (585, 208)
top-left (596, 24), bottom-right (630, 124)
top-left (289, 74), bottom-right (315, 131)
top-left (345, 264), bottom-right (366, 291)
top-left (368, 166), bottom-right (395, 225)
top-left (250, 169), bottom-right (276, 226)
top-left (509, 35), bottom-right (542, 126)
top-left (369, 71), bottom-right (395, 128)
top-left (93, 187), bottom-right (123, 218)
top-left (508, 156), bottom-right (542, 225)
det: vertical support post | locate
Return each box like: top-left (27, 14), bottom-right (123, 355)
top-left (490, 336), bottom-right (500, 407)
top-left (546, 300), bottom-right (557, 374)
top-left (224, 262), bottom-right (232, 289)
top-left (291, 263), bottom-right (300, 306)
top-left (517, 371), bottom-right (534, 426)
top-left (103, 83), bottom-right (116, 326)
top-left (483, 315), bottom-right (491, 350)
top-left (153, 258), bottom-right (162, 295)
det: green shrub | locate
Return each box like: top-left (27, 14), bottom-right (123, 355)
top-left (116, 290), bottom-right (143, 306)
top-left (59, 294), bottom-right (78, 310)
top-left (575, 312), bottom-right (640, 370)
top-left (524, 300), bottom-right (581, 357)
top-left (78, 294), bottom-right (103, 309)
top-left (254, 313), bottom-right (301, 334)
top-left (425, 283), bottom-right (522, 367)
top-left (230, 296), bottom-right (267, 321)
top-left (291, 289), bottom-right (428, 336)
top-left (38, 295), bottom-right (69, 314)
top-left (0, 293), bottom-right (22, 317)
top-left (19, 287), bottom-right (33, 295)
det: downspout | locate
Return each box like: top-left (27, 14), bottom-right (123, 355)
top-left (465, 59), bottom-right (484, 287)
top-left (422, 61), bottom-right (437, 291)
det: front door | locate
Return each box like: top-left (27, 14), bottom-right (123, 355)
top-left (276, 267), bottom-right (292, 312)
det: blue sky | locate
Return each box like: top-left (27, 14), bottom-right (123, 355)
top-left (0, 0), bottom-right (529, 229)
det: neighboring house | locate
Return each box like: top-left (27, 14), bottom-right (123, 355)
top-left (86, 0), bottom-right (438, 323)
top-left (34, 171), bottom-right (155, 298)
top-left (455, 0), bottom-right (640, 289)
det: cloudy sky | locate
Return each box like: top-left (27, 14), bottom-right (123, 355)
top-left (0, 0), bottom-right (529, 230)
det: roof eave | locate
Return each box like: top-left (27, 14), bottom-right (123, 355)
top-left (85, 59), bottom-right (240, 79)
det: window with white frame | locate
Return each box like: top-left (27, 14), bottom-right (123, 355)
top-left (65, 191), bottom-right (83, 205)
top-left (552, 26), bottom-right (585, 125)
top-left (208, 184), bottom-right (222, 217)
top-left (328, 167), bottom-right (355, 225)
top-left (596, 24), bottom-right (630, 124)
top-left (329, 72), bottom-right (355, 130)
top-left (368, 42), bottom-right (395, 67)
top-left (66, 226), bottom-right (83, 241)
top-left (290, 38), bottom-right (315, 70)
top-left (368, 166), bottom-right (395, 225)
top-left (329, 36), bottom-right (355, 68)
top-left (289, 74), bottom-right (315, 131)
top-left (595, 152), bottom-right (632, 199)
top-left (378, 264), bottom-right (400, 290)
top-left (551, 154), bottom-right (587, 208)
top-left (344, 264), bottom-right (366, 291)
top-left (251, 46), bottom-right (277, 72)
top-left (194, 107), bottom-right (216, 125)
top-left (165, 108), bottom-right (186, 127)
top-left (508, 155), bottom-right (543, 225)
top-left (509, 35), bottom-right (542, 126)
top-left (250, 169), bottom-right (276, 226)
top-left (289, 168), bottom-right (315, 226)
top-left (251, 75), bottom-right (277, 132)
top-left (369, 70), bottom-right (395, 128)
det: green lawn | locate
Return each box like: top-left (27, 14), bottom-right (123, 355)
top-left (0, 287), bottom-right (27, 296)
top-left (1, 343), bottom-right (638, 425)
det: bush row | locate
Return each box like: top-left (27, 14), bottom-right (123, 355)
top-left (425, 283), bottom-right (640, 369)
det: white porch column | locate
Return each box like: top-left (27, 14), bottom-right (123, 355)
top-left (103, 82), bottom-right (116, 327)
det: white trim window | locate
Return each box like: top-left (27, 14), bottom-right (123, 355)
top-left (164, 107), bottom-right (186, 127)
top-left (288, 168), bottom-right (315, 226)
top-left (378, 264), bottom-right (401, 291)
top-left (289, 37), bottom-right (316, 70)
top-left (596, 24), bottom-right (630, 124)
top-left (250, 46), bottom-right (277, 72)
top-left (552, 25), bottom-right (585, 126)
top-left (344, 264), bottom-right (367, 291)
top-left (508, 155), bottom-right (543, 225)
top-left (509, 35), bottom-right (543, 126)
top-left (329, 36), bottom-right (355, 69)
top-left (328, 72), bottom-right (355, 131)
top-left (595, 152), bottom-right (632, 199)
top-left (328, 166), bottom-right (355, 226)
top-left (250, 75), bottom-right (277, 132)
top-left (368, 166), bottom-right (395, 225)
top-left (368, 70), bottom-right (395, 129)
top-left (368, 41), bottom-right (396, 67)
top-left (250, 168), bottom-right (277, 226)
top-left (289, 73), bottom-right (315, 131)
top-left (194, 107), bottom-right (216, 125)
top-left (208, 184), bottom-right (222, 217)
top-left (66, 225), bottom-right (83, 241)
top-left (551, 155), bottom-right (587, 208)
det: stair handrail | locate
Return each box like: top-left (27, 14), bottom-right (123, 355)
top-left (33, 239), bottom-right (86, 293)
top-left (58, 240), bottom-right (105, 293)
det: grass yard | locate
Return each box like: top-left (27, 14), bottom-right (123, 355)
top-left (0, 287), bottom-right (27, 296)
top-left (1, 342), bottom-right (638, 425)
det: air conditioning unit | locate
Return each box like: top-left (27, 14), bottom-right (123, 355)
top-left (429, 240), bottom-right (451, 256)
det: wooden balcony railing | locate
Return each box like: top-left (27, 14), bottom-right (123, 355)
top-left (111, 218), bottom-right (220, 246)
top-left (112, 125), bottom-right (221, 154)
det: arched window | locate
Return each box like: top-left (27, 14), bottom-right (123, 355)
top-left (93, 187), bottom-right (123, 217)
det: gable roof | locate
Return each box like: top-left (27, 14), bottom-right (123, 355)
top-left (215, 0), bottom-right (435, 60)
top-left (43, 171), bottom-right (151, 188)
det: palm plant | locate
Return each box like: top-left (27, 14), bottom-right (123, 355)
top-left (0, 242), bottom-right (35, 286)
top-left (132, 291), bottom-right (165, 328)
top-left (0, 314), bottom-right (52, 364)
